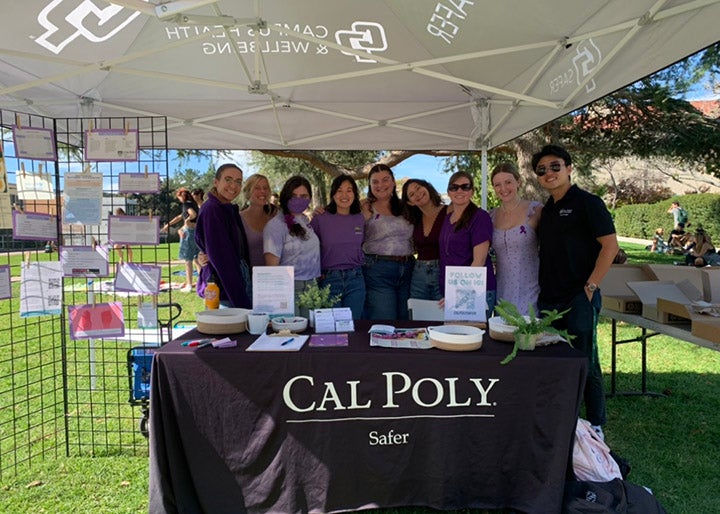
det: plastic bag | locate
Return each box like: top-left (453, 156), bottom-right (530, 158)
top-left (573, 418), bottom-right (622, 482)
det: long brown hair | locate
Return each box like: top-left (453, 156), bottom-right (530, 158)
top-left (367, 164), bottom-right (403, 216)
top-left (401, 178), bottom-right (442, 225)
top-left (447, 171), bottom-right (478, 232)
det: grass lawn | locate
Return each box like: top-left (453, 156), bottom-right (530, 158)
top-left (1, 243), bottom-right (719, 513)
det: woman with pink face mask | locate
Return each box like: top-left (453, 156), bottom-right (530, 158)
top-left (263, 175), bottom-right (321, 317)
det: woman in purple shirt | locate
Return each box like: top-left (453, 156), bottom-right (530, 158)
top-left (310, 175), bottom-right (365, 319)
top-left (439, 171), bottom-right (496, 316)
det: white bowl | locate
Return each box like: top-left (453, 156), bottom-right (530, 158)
top-left (427, 325), bottom-right (484, 351)
top-left (195, 308), bottom-right (250, 334)
top-left (488, 315), bottom-right (531, 342)
top-left (271, 316), bottom-right (308, 333)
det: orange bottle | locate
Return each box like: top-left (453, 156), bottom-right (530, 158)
top-left (204, 275), bottom-right (220, 310)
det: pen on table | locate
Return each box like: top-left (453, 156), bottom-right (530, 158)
top-left (197, 341), bottom-right (214, 349)
top-left (280, 338), bottom-right (294, 346)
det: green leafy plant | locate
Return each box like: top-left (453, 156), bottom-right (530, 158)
top-left (296, 281), bottom-right (341, 310)
top-left (494, 299), bottom-right (574, 365)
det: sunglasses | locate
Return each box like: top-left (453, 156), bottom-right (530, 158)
top-left (448, 183), bottom-right (473, 192)
top-left (534, 161), bottom-right (563, 177)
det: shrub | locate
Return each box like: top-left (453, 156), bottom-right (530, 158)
top-left (613, 193), bottom-right (720, 242)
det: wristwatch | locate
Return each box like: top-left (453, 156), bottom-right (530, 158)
top-left (585, 282), bottom-right (598, 292)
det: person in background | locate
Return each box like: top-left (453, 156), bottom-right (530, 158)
top-left (667, 200), bottom-right (689, 228)
top-left (310, 175), bottom-right (365, 319)
top-left (439, 171), bottom-right (496, 317)
top-left (684, 225), bottom-right (716, 266)
top-left (263, 175), bottom-right (321, 317)
top-left (669, 222), bottom-right (690, 250)
top-left (195, 164), bottom-right (252, 308)
top-left (401, 178), bottom-right (446, 301)
top-left (650, 227), bottom-right (669, 254)
top-left (362, 164), bottom-right (414, 320)
top-left (489, 162), bottom-right (542, 315)
top-left (112, 207), bottom-right (133, 268)
top-left (240, 174), bottom-right (278, 268)
top-left (533, 144), bottom-right (618, 441)
top-left (162, 187), bottom-right (199, 292)
top-left (191, 188), bottom-right (204, 209)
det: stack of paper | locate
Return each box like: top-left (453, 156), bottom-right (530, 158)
top-left (246, 333), bottom-right (309, 352)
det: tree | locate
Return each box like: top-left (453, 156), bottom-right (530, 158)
top-left (448, 45), bottom-right (720, 201)
top-left (251, 150), bottom-right (407, 206)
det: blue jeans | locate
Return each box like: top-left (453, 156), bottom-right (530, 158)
top-left (410, 259), bottom-right (442, 301)
top-left (485, 290), bottom-right (497, 321)
top-left (539, 290), bottom-right (606, 426)
top-left (363, 255), bottom-right (414, 320)
top-left (319, 267), bottom-right (365, 320)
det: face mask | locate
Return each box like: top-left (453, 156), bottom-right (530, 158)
top-left (287, 197), bottom-right (311, 213)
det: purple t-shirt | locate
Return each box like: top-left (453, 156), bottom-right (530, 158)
top-left (310, 212), bottom-right (365, 270)
top-left (439, 207), bottom-right (496, 293)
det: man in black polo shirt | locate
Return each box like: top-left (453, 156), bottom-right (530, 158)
top-left (533, 145), bottom-right (619, 440)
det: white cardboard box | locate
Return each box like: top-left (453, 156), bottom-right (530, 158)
top-left (642, 264), bottom-right (705, 294)
top-left (701, 268), bottom-right (720, 303)
top-left (626, 280), bottom-right (700, 324)
top-left (599, 265), bottom-right (649, 314)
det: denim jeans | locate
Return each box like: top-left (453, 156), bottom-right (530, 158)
top-left (485, 289), bottom-right (497, 321)
top-left (319, 267), bottom-right (365, 320)
top-left (410, 259), bottom-right (442, 301)
top-left (363, 255), bottom-right (414, 320)
top-left (539, 290), bottom-right (606, 426)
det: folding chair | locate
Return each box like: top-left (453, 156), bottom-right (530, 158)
top-left (407, 298), bottom-right (444, 321)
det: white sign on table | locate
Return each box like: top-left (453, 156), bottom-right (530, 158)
top-left (252, 266), bottom-right (294, 316)
top-left (60, 245), bottom-right (109, 277)
top-left (444, 266), bottom-right (487, 322)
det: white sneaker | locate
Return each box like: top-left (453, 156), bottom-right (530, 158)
top-left (180, 284), bottom-right (193, 293)
top-left (591, 424), bottom-right (605, 441)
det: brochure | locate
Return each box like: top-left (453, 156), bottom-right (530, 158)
top-left (368, 325), bottom-right (432, 349)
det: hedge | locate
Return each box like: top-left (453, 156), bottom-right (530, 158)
top-left (612, 193), bottom-right (720, 243)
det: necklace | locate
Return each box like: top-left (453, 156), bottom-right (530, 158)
top-left (501, 198), bottom-right (521, 213)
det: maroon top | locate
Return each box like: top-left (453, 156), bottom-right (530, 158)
top-left (413, 205), bottom-right (447, 260)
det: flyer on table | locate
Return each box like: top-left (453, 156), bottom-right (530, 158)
top-left (444, 266), bottom-right (487, 322)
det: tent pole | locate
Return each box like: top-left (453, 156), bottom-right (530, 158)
top-left (481, 147), bottom-right (488, 210)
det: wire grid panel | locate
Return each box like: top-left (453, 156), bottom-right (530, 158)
top-left (0, 110), bottom-right (65, 480)
top-left (0, 110), bottom-right (173, 478)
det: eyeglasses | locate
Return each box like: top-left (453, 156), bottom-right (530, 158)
top-left (448, 183), bottom-right (472, 192)
top-left (535, 161), bottom-right (563, 177)
top-left (222, 176), bottom-right (243, 187)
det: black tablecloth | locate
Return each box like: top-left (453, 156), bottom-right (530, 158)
top-left (149, 321), bottom-right (587, 514)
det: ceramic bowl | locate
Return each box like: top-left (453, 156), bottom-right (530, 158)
top-left (427, 325), bottom-right (484, 351)
top-left (271, 316), bottom-right (308, 333)
top-left (488, 316), bottom-right (517, 342)
top-left (195, 308), bottom-right (250, 334)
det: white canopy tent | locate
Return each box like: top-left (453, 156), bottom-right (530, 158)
top-left (1, 0), bottom-right (719, 153)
